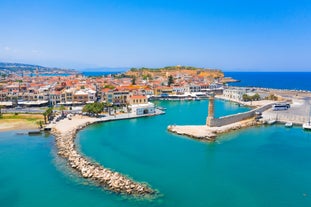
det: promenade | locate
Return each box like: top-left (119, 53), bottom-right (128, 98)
top-left (50, 110), bottom-right (164, 196)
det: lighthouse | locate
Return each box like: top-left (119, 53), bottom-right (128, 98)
top-left (206, 93), bottom-right (215, 126)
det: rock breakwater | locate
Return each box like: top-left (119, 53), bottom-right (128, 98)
top-left (51, 117), bottom-right (155, 196)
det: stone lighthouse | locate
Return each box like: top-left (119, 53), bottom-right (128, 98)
top-left (206, 93), bottom-right (215, 126)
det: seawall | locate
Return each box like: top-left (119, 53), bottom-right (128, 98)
top-left (208, 103), bottom-right (274, 127)
top-left (51, 113), bottom-right (163, 196)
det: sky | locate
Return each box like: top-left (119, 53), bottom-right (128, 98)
top-left (0, 0), bottom-right (310, 71)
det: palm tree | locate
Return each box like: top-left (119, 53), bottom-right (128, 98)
top-left (43, 107), bottom-right (53, 124)
top-left (59, 105), bottom-right (65, 116)
top-left (43, 111), bottom-right (48, 124)
top-left (36, 120), bottom-right (44, 129)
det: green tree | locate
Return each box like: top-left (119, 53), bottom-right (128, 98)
top-left (168, 75), bottom-right (174, 86)
top-left (36, 120), bottom-right (44, 128)
top-left (43, 111), bottom-right (48, 124)
top-left (59, 105), bottom-right (66, 116)
top-left (43, 107), bottom-right (53, 124)
top-left (82, 102), bottom-right (104, 117)
top-left (242, 94), bottom-right (251, 102)
top-left (0, 105), bottom-right (3, 118)
top-left (131, 76), bottom-right (136, 85)
top-left (253, 93), bottom-right (260, 101)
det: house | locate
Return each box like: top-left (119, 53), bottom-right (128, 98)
top-left (128, 95), bottom-right (155, 115)
top-left (128, 95), bottom-right (148, 105)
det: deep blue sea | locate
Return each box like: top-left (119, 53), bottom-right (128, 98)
top-left (81, 71), bottom-right (122, 76)
top-left (34, 71), bottom-right (122, 77)
top-left (225, 72), bottom-right (311, 91)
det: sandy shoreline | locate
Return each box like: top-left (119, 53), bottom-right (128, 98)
top-left (0, 121), bottom-right (38, 132)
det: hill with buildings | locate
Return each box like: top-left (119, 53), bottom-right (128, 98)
top-left (125, 66), bottom-right (224, 80)
top-left (0, 62), bottom-right (78, 76)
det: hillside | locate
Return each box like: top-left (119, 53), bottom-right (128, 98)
top-left (0, 62), bottom-right (77, 75)
top-left (125, 66), bottom-right (224, 79)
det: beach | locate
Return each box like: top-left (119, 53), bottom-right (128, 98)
top-left (0, 114), bottom-right (43, 132)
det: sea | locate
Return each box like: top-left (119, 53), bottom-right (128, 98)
top-left (38, 71), bottom-right (122, 77)
top-left (1, 99), bottom-right (311, 207)
top-left (225, 72), bottom-right (311, 91)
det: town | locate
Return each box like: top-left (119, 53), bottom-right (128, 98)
top-left (0, 66), bottom-right (235, 115)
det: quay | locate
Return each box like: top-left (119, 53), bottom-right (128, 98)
top-left (50, 109), bottom-right (164, 196)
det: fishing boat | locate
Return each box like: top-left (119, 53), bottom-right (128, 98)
top-left (303, 122), bottom-right (311, 130)
top-left (285, 122), bottom-right (293, 128)
top-left (156, 106), bottom-right (166, 111)
top-left (267, 120), bottom-right (276, 125)
top-left (303, 107), bottom-right (311, 130)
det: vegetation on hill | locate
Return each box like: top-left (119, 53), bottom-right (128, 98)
top-left (126, 65), bottom-right (224, 79)
top-left (0, 62), bottom-right (77, 74)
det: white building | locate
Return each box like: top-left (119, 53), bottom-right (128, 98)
top-left (129, 102), bottom-right (155, 115)
top-left (223, 87), bottom-right (248, 101)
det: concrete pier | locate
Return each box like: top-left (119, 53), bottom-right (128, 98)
top-left (168, 102), bottom-right (275, 141)
top-left (168, 118), bottom-right (260, 141)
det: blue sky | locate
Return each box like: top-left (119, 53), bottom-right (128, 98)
top-left (0, 0), bottom-right (310, 71)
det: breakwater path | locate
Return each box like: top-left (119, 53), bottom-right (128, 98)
top-left (50, 111), bottom-right (164, 196)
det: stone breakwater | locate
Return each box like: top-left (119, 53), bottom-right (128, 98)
top-left (51, 117), bottom-right (155, 196)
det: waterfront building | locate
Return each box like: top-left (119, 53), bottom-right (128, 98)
top-left (73, 90), bottom-right (89, 104)
top-left (128, 95), bottom-right (148, 105)
top-left (129, 102), bottom-right (155, 115)
top-left (49, 91), bottom-right (61, 105)
top-left (223, 87), bottom-right (248, 101)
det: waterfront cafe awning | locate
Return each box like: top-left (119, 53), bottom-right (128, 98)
top-left (18, 100), bottom-right (48, 106)
top-left (58, 101), bottom-right (83, 105)
top-left (0, 101), bottom-right (13, 106)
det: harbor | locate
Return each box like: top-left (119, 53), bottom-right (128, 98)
top-left (168, 90), bottom-right (311, 141)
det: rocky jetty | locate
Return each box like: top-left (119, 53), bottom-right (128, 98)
top-left (51, 118), bottom-right (155, 196)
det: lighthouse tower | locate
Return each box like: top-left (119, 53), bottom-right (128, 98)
top-left (206, 93), bottom-right (215, 126)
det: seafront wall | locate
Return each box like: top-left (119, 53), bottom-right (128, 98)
top-left (209, 103), bottom-right (274, 127)
top-left (51, 114), bottom-right (159, 196)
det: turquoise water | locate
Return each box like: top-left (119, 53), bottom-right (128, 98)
top-left (1, 100), bottom-right (311, 206)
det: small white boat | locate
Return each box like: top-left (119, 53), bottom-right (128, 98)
top-left (267, 120), bottom-right (276, 125)
top-left (285, 122), bottom-right (293, 128)
top-left (303, 122), bottom-right (311, 130)
top-left (303, 107), bottom-right (311, 130)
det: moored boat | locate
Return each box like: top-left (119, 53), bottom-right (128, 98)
top-left (285, 122), bottom-right (293, 128)
top-left (267, 120), bottom-right (276, 125)
top-left (303, 122), bottom-right (311, 130)
top-left (28, 130), bottom-right (42, 135)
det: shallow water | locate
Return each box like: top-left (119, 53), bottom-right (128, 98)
top-left (1, 100), bottom-right (311, 206)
